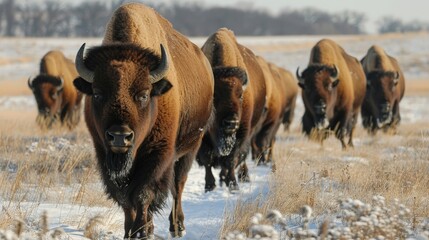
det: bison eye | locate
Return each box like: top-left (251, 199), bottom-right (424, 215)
top-left (93, 93), bottom-right (103, 102)
top-left (135, 92), bottom-right (149, 107)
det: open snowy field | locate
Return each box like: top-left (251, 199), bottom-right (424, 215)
top-left (0, 33), bottom-right (428, 239)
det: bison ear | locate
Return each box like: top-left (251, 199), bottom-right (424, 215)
top-left (73, 77), bottom-right (93, 95)
top-left (151, 79), bottom-right (172, 97)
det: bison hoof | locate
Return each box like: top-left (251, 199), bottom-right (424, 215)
top-left (228, 182), bottom-right (240, 192)
top-left (170, 230), bottom-right (186, 238)
top-left (238, 174), bottom-right (250, 183)
top-left (205, 183), bottom-right (216, 192)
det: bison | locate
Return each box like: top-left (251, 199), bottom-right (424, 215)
top-left (296, 39), bottom-right (366, 148)
top-left (361, 45), bottom-right (405, 135)
top-left (28, 50), bottom-right (82, 130)
top-left (274, 66), bottom-right (299, 132)
top-left (251, 57), bottom-right (291, 167)
top-left (73, 3), bottom-right (214, 238)
top-left (196, 28), bottom-right (266, 192)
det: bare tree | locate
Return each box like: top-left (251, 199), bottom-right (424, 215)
top-left (73, 2), bottom-right (111, 37)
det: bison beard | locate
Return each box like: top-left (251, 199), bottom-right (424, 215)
top-left (216, 132), bottom-right (236, 156)
top-left (105, 150), bottom-right (133, 188)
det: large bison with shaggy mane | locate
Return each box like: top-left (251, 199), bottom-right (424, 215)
top-left (196, 28), bottom-right (266, 192)
top-left (361, 45), bottom-right (405, 135)
top-left (73, 3), bottom-right (214, 238)
top-left (28, 50), bottom-right (82, 130)
top-left (296, 39), bottom-right (366, 148)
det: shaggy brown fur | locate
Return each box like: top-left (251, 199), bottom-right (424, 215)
top-left (73, 3), bottom-right (214, 239)
top-left (197, 28), bottom-right (266, 192)
top-left (297, 39), bottom-right (366, 148)
top-left (361, 45), bottom-right (406, 134)
top-left (28, 50), bottom-right (82, 130)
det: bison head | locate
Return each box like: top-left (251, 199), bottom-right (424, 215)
top-left (365, 70), bottom-right (399, 128)
top-left (296, 64), bottom-right (340, 130)
top-left (28, 75), bottom-right (64, 129)
top-left (210, 66), bottom-right (248, 156)
top-left (73, 43), bottom-right (172, 181)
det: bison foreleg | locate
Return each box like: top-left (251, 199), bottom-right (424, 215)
top-left (129, 203), bottom-right (152, 239)
top-left (169, 154), bottom-right (193, 238)
top-left (204, 163), bottom-right (216, 192)
top-left (123, 207), bottom-right (136, 238)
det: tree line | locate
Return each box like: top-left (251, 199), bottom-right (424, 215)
top-left (0, 0), bottom-right (428, 37)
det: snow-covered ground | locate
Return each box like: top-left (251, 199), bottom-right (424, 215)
top-left (0, 33), bottom-right (428, 239)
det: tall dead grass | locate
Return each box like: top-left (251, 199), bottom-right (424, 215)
top-left (220, 123), bottom-right (429, 238)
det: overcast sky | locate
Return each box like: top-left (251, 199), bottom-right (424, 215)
top-left (157, 0), bottom-right (429, 33)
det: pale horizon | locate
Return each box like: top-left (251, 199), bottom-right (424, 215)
top-left (154, 0), bottom-right (429, 33)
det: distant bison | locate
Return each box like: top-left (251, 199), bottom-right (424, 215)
top-left (73, 3), bottom-right (214, 239)
top-left (251, 57), bottom-right (292, 166)
top-left (197, 28), bottom-right (266, 192)
top-left (361, 45), bottom-right (405, 134)
top-left (296, 39), bottom-right (366, 148)
top-left (28, 50), bottom-right (82, 129)
top-left (274, 66), bottom-right (299, 132)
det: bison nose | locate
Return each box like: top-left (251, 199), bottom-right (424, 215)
top-left (105, 126), bottom-right (134, 153)
top-left (223, 118), bottom-right (240, 133)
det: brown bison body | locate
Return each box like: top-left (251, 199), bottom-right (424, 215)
top-left (361, 45), bottom-right (405, 134)
top-left (296, 39), bottom-right (366, 148)
top-left (276, 66), bottom-right (299, 132)
top-left (197, 28), bottom-right (266, 192)
top-left (251, 57), bottom-right (291, 166)
top-left (28, 50), bottom-right (82, 129)
top-left (73, 3), bottom-right (214, 238)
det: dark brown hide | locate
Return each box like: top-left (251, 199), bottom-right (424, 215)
top-left (73, 3), bottom-right (214, 239)
top-left (361, 45), bottom-right (405, 135)
top-left (28, 50), bottom-right (82, 129)
top-left (197, 28), bottom-right (266, 192)
top-left (297, 39), bottom-right (366, 148)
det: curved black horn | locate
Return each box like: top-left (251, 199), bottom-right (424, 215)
top-left (330, 65), bottom-right (340, 81)
top-left (57, 77), bottom-right (64, 91)
top-left (394, 71), bottom-right (400, 79)
top-left (296, 67), bottom-right (304, 83)
top-left (28, 76), bottom-right (34, 89)
top-left (75, 43), bottom-right (94, 83)
top-left (150, 44), bottom-right (169, 84)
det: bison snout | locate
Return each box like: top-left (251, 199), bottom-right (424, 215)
top-left (222, 118), bottom-right (240, 133)
top-left (105, 126), bottom-right (134, 153)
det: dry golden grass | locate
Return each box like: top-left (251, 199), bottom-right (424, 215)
top-left (220, 122), bottom-right (429, 237)
top-left (0, 105), bottom-right (117, 231)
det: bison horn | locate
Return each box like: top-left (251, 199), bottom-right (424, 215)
top-left (330, 64), bottom-right (339, 81)
top-left (57, 77), bottom-right (64, 91)
top-left (150, 44), bottom-right (169, 84)
top-left (393, 71), bottom-right (399, 85)
top-left (28, 76), bottom-right (34, 89)
top-left (75, 43), bottom-right (95, 83)
top-left (296, 67), bottom-right (304, 84)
